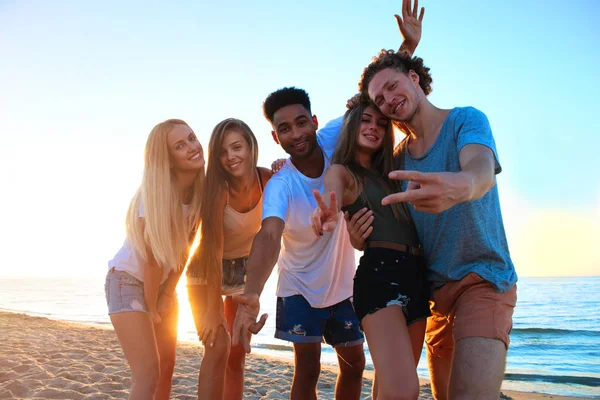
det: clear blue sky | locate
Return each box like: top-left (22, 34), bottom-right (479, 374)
top-left (1, 0), bottom-right (598, 277)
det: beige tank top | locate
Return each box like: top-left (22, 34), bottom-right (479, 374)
top-left (222, 169), bottom-right (264, 260)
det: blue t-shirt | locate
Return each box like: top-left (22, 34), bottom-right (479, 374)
top-left (396, 107), bottom-right (517, 292)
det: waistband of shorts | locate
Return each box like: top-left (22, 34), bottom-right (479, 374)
top-left (222, 256), bottom-right (249, 267)
top-left (367, 241), bottom-right (423, 257)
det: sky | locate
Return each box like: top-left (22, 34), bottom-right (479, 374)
top-left (0, 0), bottom-right (599, 278)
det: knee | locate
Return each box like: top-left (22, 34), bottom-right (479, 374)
top-left (378, 383), bottom-right (419, 400)
top-left (338, 352), bottom-right (365, 380)
top-left (132, 359), bottom-right (160, 388)
top-left (202, 328), bottom-right (231, 367)
top-left (159, 357), bottom-right (176, 383)
top-left (295, 356), bottom-right (321, 385)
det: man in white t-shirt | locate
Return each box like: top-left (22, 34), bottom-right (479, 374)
top-left (232, 87), bottom-right (365, 399)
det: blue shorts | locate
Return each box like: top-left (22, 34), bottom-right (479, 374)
top-left (275, 295), bottom-right (364, 348)
top-left (105, 268), bottom-right (176, 315)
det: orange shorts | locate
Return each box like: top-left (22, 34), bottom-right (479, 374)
top-left (425, 272), bottom-right (517, 359)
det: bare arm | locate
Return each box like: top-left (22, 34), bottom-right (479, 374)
top-left (244, 217), bottom-right (285, 296)
top-left (141, 224), bottom-right (163, 323)
top-left (382, 145), bottom-right (497, 213)
top-left (458, 144), bottom-right (497, 201)
top-left (231, 217), bottom-right (284, 352)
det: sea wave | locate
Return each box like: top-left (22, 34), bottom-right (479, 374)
top-left (504, 373), bottom-right (600, 387)
top-left (512, 327), bottom-right (600, 336)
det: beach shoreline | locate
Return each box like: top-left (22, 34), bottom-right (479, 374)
top-left (0, 311), bottom-right (582, 399)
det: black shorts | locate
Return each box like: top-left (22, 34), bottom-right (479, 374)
top-left (353, 247), bottom-right (430, 327)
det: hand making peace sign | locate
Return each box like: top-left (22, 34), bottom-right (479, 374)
top-left (310, 190), bottom-right (340, 237)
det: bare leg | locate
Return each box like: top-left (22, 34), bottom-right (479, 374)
top-left (198, 326), bottom-right (231, 399)
top-left (362, 306), bottom-right (420, 400)
top-left (448, 337), bottom-right (506, 400)
top-left (110, 312), bottom-right (160, 400)
top-left (154, 300), bottom-right (179, 400)
top-left (334, 344), bottom-right (365, 400)
top-left (223, 296), bottom-right (248, 400)
top-left (291, 342), bottom-right (321, 400)
top-left (188, 284), bottom-right (230, 399)
top-left (408, 319), bottom-right (426, 366)
top-left (372, 316), bottom-right (423, 400)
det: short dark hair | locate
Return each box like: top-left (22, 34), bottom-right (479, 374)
top-left (263, 87), bottom-right (312, 123)
top-left (359, 50), bottom-right (433, 97)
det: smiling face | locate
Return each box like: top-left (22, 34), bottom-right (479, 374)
top-left (356, 105), bottom-right (389, 153)
top-left (271, 104), bottom-right (319, 160)
top-left (367, 67), bottom-right (422, 122)
top-left (219, 130), bottom-right (253, 178)
top-left (167, 124), bottom-right (204, 172)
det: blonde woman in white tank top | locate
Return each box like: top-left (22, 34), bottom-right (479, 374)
top-left (186, 118), bottom-right (276, 400)
top-left (106, 119), bottom-right (205, 400)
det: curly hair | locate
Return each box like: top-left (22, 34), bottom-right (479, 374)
top-left (359, 50), bottom-right (433, 97)
top-left (263, 87), bottom-right (312, 123)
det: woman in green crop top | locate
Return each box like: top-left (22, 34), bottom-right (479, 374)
top-left (310, 99), bottom-right (430, 400)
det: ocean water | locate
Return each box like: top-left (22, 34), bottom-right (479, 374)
top-left (1, 275), bottom-right (599, 398)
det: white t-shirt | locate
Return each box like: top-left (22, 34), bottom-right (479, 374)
top-left (108, 201), bottom-right (187, 284)
top-left (262, 116), bottom-right (356, 308)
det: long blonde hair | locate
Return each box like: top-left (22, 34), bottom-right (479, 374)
top-left (187, 118), bottom-right (258, 285)
top-left (332, 102), bottom-right (411, 223)
top-left (126, 119), bottom-right (204, 272)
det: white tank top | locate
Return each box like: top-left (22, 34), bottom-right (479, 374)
top-left (222, 169), bottom-right (263, 260)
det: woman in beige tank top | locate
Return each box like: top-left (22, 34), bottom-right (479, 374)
top-left (186, 118), bottom-right (276, 400)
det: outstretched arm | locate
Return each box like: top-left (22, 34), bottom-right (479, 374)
top-left (397, 0), bottom-right (425, 56)
top-left (231, 217), bottom-right (284, 352)
top-left (382, 146), bottom-right (496, 213)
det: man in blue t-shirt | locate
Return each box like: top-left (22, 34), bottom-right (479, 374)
top-left (352, 50), bottom-right (518, 400)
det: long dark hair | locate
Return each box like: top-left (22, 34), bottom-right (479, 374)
top-left (332, 102), bottom-right (411, 223)
top-left (187, 118), bottom-right (259, 283)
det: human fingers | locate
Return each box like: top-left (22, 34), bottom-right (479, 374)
top-left (346, 93), bottom-right (361, 109)
top-left (357, 215), bottom-right (375, 236)
top-left (381, 188), bottom-right (432, 206)
top-left (240, 328), bottom-right (252, 353)
top-left (310, 209), bottom-right (323, 237)
top-left (402, 0), bottom-right (410, 18)
top-left (248, 313), bottom-right (268, 334)
top-left (348, 208), bottom-right (368, 226)
top-left (394, 14), bottom-right (404, 31)
top-left (313, 189), bottom-right (329, 211)
top-left (231, 316), bottom-right (244, 347)
top-left (322, 217), bottom-right (338, 232)
top-left (407, 180), bottom-right (421, 191)
top-left (361, 226), bottom-right (374, 240)
top-left (388, 169), bottom-right (437, 183)
top-left (205, 327), bottom-right (217, 348)
top-left (329, 191), bottom-right (338, 214)
top-left (354, 209), bottom-right (374, 229)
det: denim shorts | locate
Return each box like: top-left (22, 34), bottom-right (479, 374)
top-left (275, 295), bottom-right (364, 348)
top-left (221, 256), bottom-right (247, 296)
top-left (105, 268), bottom-right (175, 315)
top-left (353, 247), bottom-right (431, 327)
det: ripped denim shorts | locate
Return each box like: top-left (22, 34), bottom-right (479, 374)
top-left (105, 268), bottom-right (173, 315)
top-left (353, 247), bottom-right (431, 327)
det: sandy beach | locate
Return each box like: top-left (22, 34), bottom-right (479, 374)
top-left (0, 311), bottom-right (578, 399)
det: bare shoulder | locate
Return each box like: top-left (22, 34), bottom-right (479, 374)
top-left (326, 164), bottom-right (353, 187)
top-left (326, 164), bottom-right (350, 179)
top-left (258, 167), bottom-right (274, 184)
